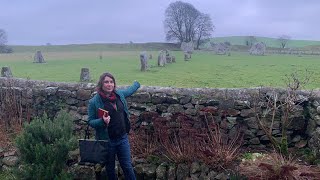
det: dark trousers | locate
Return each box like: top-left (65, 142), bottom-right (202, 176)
top-left (106, 134), bottom-right (136, 180)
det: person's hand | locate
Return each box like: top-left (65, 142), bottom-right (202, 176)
top-left (102, 113), bottom-right (110, 125)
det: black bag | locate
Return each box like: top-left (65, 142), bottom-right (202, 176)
top-left (79, 125), bottom-right (109, 165)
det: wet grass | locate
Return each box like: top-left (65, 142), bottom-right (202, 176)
top-left (0, 50), bottom-right (319, 89)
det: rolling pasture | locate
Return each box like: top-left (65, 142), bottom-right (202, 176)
top-left (0, 49), bottom-right (319, 89)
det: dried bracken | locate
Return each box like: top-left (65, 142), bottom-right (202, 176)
top-left (239, 152), bottom-right (320, 179)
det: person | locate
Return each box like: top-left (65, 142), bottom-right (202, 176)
top-left (88, 72), bottom-right (140, 180)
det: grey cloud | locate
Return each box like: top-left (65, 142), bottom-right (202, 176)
top-left (1, 0), bottom-right (319, 45)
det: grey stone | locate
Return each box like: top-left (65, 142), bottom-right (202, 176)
top-left (308, 127), bottom-right (320, 157)
top-left (205, 99), bottom-right (219, 106)
top-left (183, 103), bottom-right (194, 109)
top-left (180, 96), bottom-right (192, 104)
top-left (152, 93), bottom-right (167, 104)
top-left (131, 92), bottom-right (151, 103)
top-left (33, 51), bottom-right (46, 63)
top-left (249, 137), bottom-right (260, 145)
top-left (306, 119), bottom-right (317, 136)
top-left (245, 117), bottom-right (259, 129)
top-left (167, 165), bottom-right (176, 180)
top-left (288, 116), bottom-right (305, 131)
top-left (144, 164), bottom-right (157, 179)
top-left (244, 130), bottom-right (255, 139)
top-left (156, 163), bottom-right (168, 180)
top-left (241, 109), bottom-right (255, 117)
top-left (80, 68), bottom-right (90, 82)
top-left (130, 102), bottom-right (147, 111)
top-left (206, 170), bottom-right (217, 179)
top-left (2, 156), bottom-right (19, 166)
top-left (292, 135), bottom-right (301, 143)
top-left (44, 87), bottom-right (58, 95)
top-left (56, 89), bottom-right (72, 97)
top-left (260, 135), bottom-right (270, 141)
top-left (66, 98), bottom-right (79, 105)
top-left (215, 172), bottom-right (228, 180)
top-left (76, 89), bottom-right (92, 100)
top-left (167, 95), bottom-right (179, 104)
top-left (167, 104), bottom-right (184, 113)
top-left (1, 66), bottom-right (13, 77)
top-left (314, 115), bottom-right (320, 126)
top-left (226, 108), bottom-right (240, 116)
top-left (185, 108), bottom-right (197, 115)
top-left (156, 104), bottom-right (168, 113)
top-left (249, 42), bottom-right (266, 56)
top-left (317, 106), bottom-right (320, 114)
top-left (176, 163), bottom-right (190, 180)
top-left (191, 97), bottom-right (207, 105)
top-left (234, 100), bottom-right (250, 110)
top-left (212, 42), bottom-right (229, 55)
top-left (140, 51), bottom-right (149, 71)
top-left (158, 50), bottom-right (166, 67)
top-left (256, 130), bottom-right (266, 136)
top-left (190, 162), bottom-right (201, 174)
top-left (272, 129), bottom-right (281, 135)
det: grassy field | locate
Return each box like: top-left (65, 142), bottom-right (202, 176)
top-left (0, 49), bottom-right (319, 89)
top-left (208, 36), bottom-right (320, 48)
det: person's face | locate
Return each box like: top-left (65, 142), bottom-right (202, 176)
top-left (102, 76), bottom-right (115, 94)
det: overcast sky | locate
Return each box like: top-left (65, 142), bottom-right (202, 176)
top-left (1, 0), bottom-right (319, 45)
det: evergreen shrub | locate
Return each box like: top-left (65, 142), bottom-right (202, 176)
top-left (15, 111), bottom-right (76, 179)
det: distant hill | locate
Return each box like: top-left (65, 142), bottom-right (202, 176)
top-left (8, 37), bottom-right (320, 53)
top-left (207, 36), bottom-right (320, 48)
top-left (10, 43), bottom-right (180, 53)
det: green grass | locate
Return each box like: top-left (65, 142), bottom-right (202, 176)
top-left (209, 36), bottom-right (320, 48)
top-left (0, 50), bottom-right (319, 89)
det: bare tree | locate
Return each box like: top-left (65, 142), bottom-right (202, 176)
top-left (0, 29), bottom-right (8, 46)
top-left (0, 29), bottom-right (12, 53)
top-left (194, 13), bottom-right (214, 49)
top-left (278, 35), bottom-right (291, 48)
top-left (245, 36), bottom-right (257, 47)
top-left (249, 70), bottom-right (311, 156)
top-left (164, 1), bottom-right (200, 43)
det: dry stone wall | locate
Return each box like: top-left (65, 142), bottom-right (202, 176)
top-left (2, 77), bottom-right (320, 179)
top-left (1, 77), bottom-right (320, 150)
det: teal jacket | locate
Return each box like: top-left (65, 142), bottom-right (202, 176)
top-left (88, 81), bottom-right (140, 140)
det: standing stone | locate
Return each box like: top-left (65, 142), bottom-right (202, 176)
top-left (180, 42), bottom-right (194, 54)
top-left (166, 56), bottom-right (172, 63)
top-left (165, 49), bottom-right (172, 63)
top-left (33, 51), bottom-right (46, 63)
top-left (181, 42), bottom-right (193, 60)
top-left (99, 52), bottom-right (103, 60)
top-left (249, 42), bottom-right (266, 56)
top-left (149, 54), bottom-right (152, 59)
top-left (80, 68), bottom-right (90, 82)
top-left (140, 51), bottom-right (148, 71)
top-left (184, 53), bottom-right (188, 61)
top-left (1, 66), bottom-right (13, 77)
top-left (158, 50), bottom-right (166, 67)
top-left (212, 42), bottom-right (230, 55)
top-left (171, 56), bottom-right (176, 63)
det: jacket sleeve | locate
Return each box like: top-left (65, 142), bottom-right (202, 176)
top-left (88, 99), bottom-right (107, 128)
top-left (118, 81), bottom-right (140, 98)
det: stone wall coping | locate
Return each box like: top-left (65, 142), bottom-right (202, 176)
top-left (1, 77), bottom-right (320, 100)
